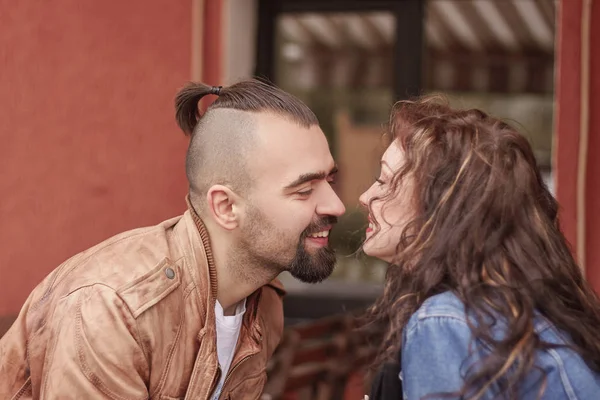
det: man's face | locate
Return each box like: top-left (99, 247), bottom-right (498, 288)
top-left (239, 113), bottom-right (346, 283)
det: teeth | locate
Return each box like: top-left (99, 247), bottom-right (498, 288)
top-left (309, 230), bottom-right (329, 238)
top-left (369, 223), bottom-right (374, 229)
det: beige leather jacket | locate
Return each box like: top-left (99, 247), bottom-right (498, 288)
top-left (0, 203), bottom-right (285, 399)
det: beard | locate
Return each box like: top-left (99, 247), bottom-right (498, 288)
top-left (287, 217), bottom-right (337, 283)
top-left (239, 205), bottom-right (338, 284)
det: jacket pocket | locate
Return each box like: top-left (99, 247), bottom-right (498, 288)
top-left (224, 370), bottom-right (267, 400)
top-left (117, 258), bottom-right (182, 319)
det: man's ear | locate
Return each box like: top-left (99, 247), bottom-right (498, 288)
top-left (206, 185), bottom-right (241, 230)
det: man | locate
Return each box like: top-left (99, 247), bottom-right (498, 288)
top-left (0, 79), bottom-right (346, 399)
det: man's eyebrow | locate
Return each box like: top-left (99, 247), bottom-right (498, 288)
top-left (284, 166), bottom-right (338, 189)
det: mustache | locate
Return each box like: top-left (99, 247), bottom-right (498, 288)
top-left (302, 216), bottom-right (338, 237)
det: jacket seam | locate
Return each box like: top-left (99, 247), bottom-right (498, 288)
top-left (407, 313), bottom-right (469, 338)
top-left (10, 377), bottom-right (31, 400)
top-left (173, 225), bottom-right (199, 302)
top-left (134, 316), bottom-right (150, 374)
top-left (37, 229), bottom-right (161, 308)
top-left (63, 282), bottom-right (118, 298)
top-left (183, 282), bottom-right (196, 299)
top-left (39, 298), bottom-right (70, 398)
top-left (547, 348), bottom-right (578, 400)
top-left (74, 287), bottom-right (148, 400)
top-left (150, 293), bottom-right (185, 398)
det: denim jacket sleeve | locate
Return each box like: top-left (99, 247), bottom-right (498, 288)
top-left (401, 312), bottom-right (475, 400)
top-left (400, 292), bottom-right (600, 400)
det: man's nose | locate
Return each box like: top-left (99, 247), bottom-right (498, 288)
top-left (316, 185), bottom-right (346, 217)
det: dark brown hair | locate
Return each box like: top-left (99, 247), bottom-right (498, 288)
top-left (175, 78), bottom-right (318, 135)
top-left (366, 95), bottom-right (600, 399)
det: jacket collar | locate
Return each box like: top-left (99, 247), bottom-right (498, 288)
top-left (184, 195), bottom-right (263, 333)
top-left (186, 195), bottom-right (218, 301)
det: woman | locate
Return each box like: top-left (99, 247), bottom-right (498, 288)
top-left (360, 96), bottom-right (600, 399)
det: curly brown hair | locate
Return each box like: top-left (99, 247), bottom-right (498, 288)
top-left (365, 95), bottom-right (600, 399)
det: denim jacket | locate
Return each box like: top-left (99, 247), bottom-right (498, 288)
top-left (400, 292), bottom-right (600, 399)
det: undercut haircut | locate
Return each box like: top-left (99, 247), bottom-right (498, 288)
top-left (174, 79), bottom-right (319, 210)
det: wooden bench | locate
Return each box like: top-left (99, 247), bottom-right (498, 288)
top-left (264, 312), bottom-right (380, 400)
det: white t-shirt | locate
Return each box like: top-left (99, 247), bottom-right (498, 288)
top-left (211, 299), bottom-right (246, 400)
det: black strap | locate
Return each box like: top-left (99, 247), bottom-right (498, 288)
top-left (369, 362), bottom-right (403, 400)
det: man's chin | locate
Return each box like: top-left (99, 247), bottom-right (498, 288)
top-left (289, 267), bottom-right (334, 284)
top-left (288, 256), bottom-right (337, 283)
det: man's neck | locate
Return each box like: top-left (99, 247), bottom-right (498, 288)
top-left (206, 224), bottom-right (278, 313)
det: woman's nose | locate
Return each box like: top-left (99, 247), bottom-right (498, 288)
top-left (359, 189), bottom-right (370, 208)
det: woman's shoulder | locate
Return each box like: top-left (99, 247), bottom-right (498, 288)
top-left (405, 291), bottom-right (554, 338)
top-left (404, 291), bottom-right (469, 337)
top-left (412, 291), bottom-right (467, 321)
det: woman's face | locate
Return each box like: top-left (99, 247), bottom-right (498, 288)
top-left (359, 141), bottom-right (414, 263)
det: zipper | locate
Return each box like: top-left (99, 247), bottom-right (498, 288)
top-left (219, 298), bottom-right (263, 397)
top-left (204, 292), bottom-right (220, 399)
top-left (219, 354), bottom-right (255, 398)
top-left (207, 286), bottom-right (220, 398)
top-left (208, 366), bottom-right (222, 400)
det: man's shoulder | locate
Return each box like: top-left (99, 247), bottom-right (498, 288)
top-left (83, 213), bottom-right (183, 259)
top-left (30, 214), bottom-right (187, 313)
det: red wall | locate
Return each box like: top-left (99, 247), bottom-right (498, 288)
top-left (555, 0), bottom-right (600, 291)
top-left (554, 0), bottom-right (582, 256)
top-left (0, 1), bottom-right (192, 315)
top-left (584, 0), bottom-right (600, 289)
